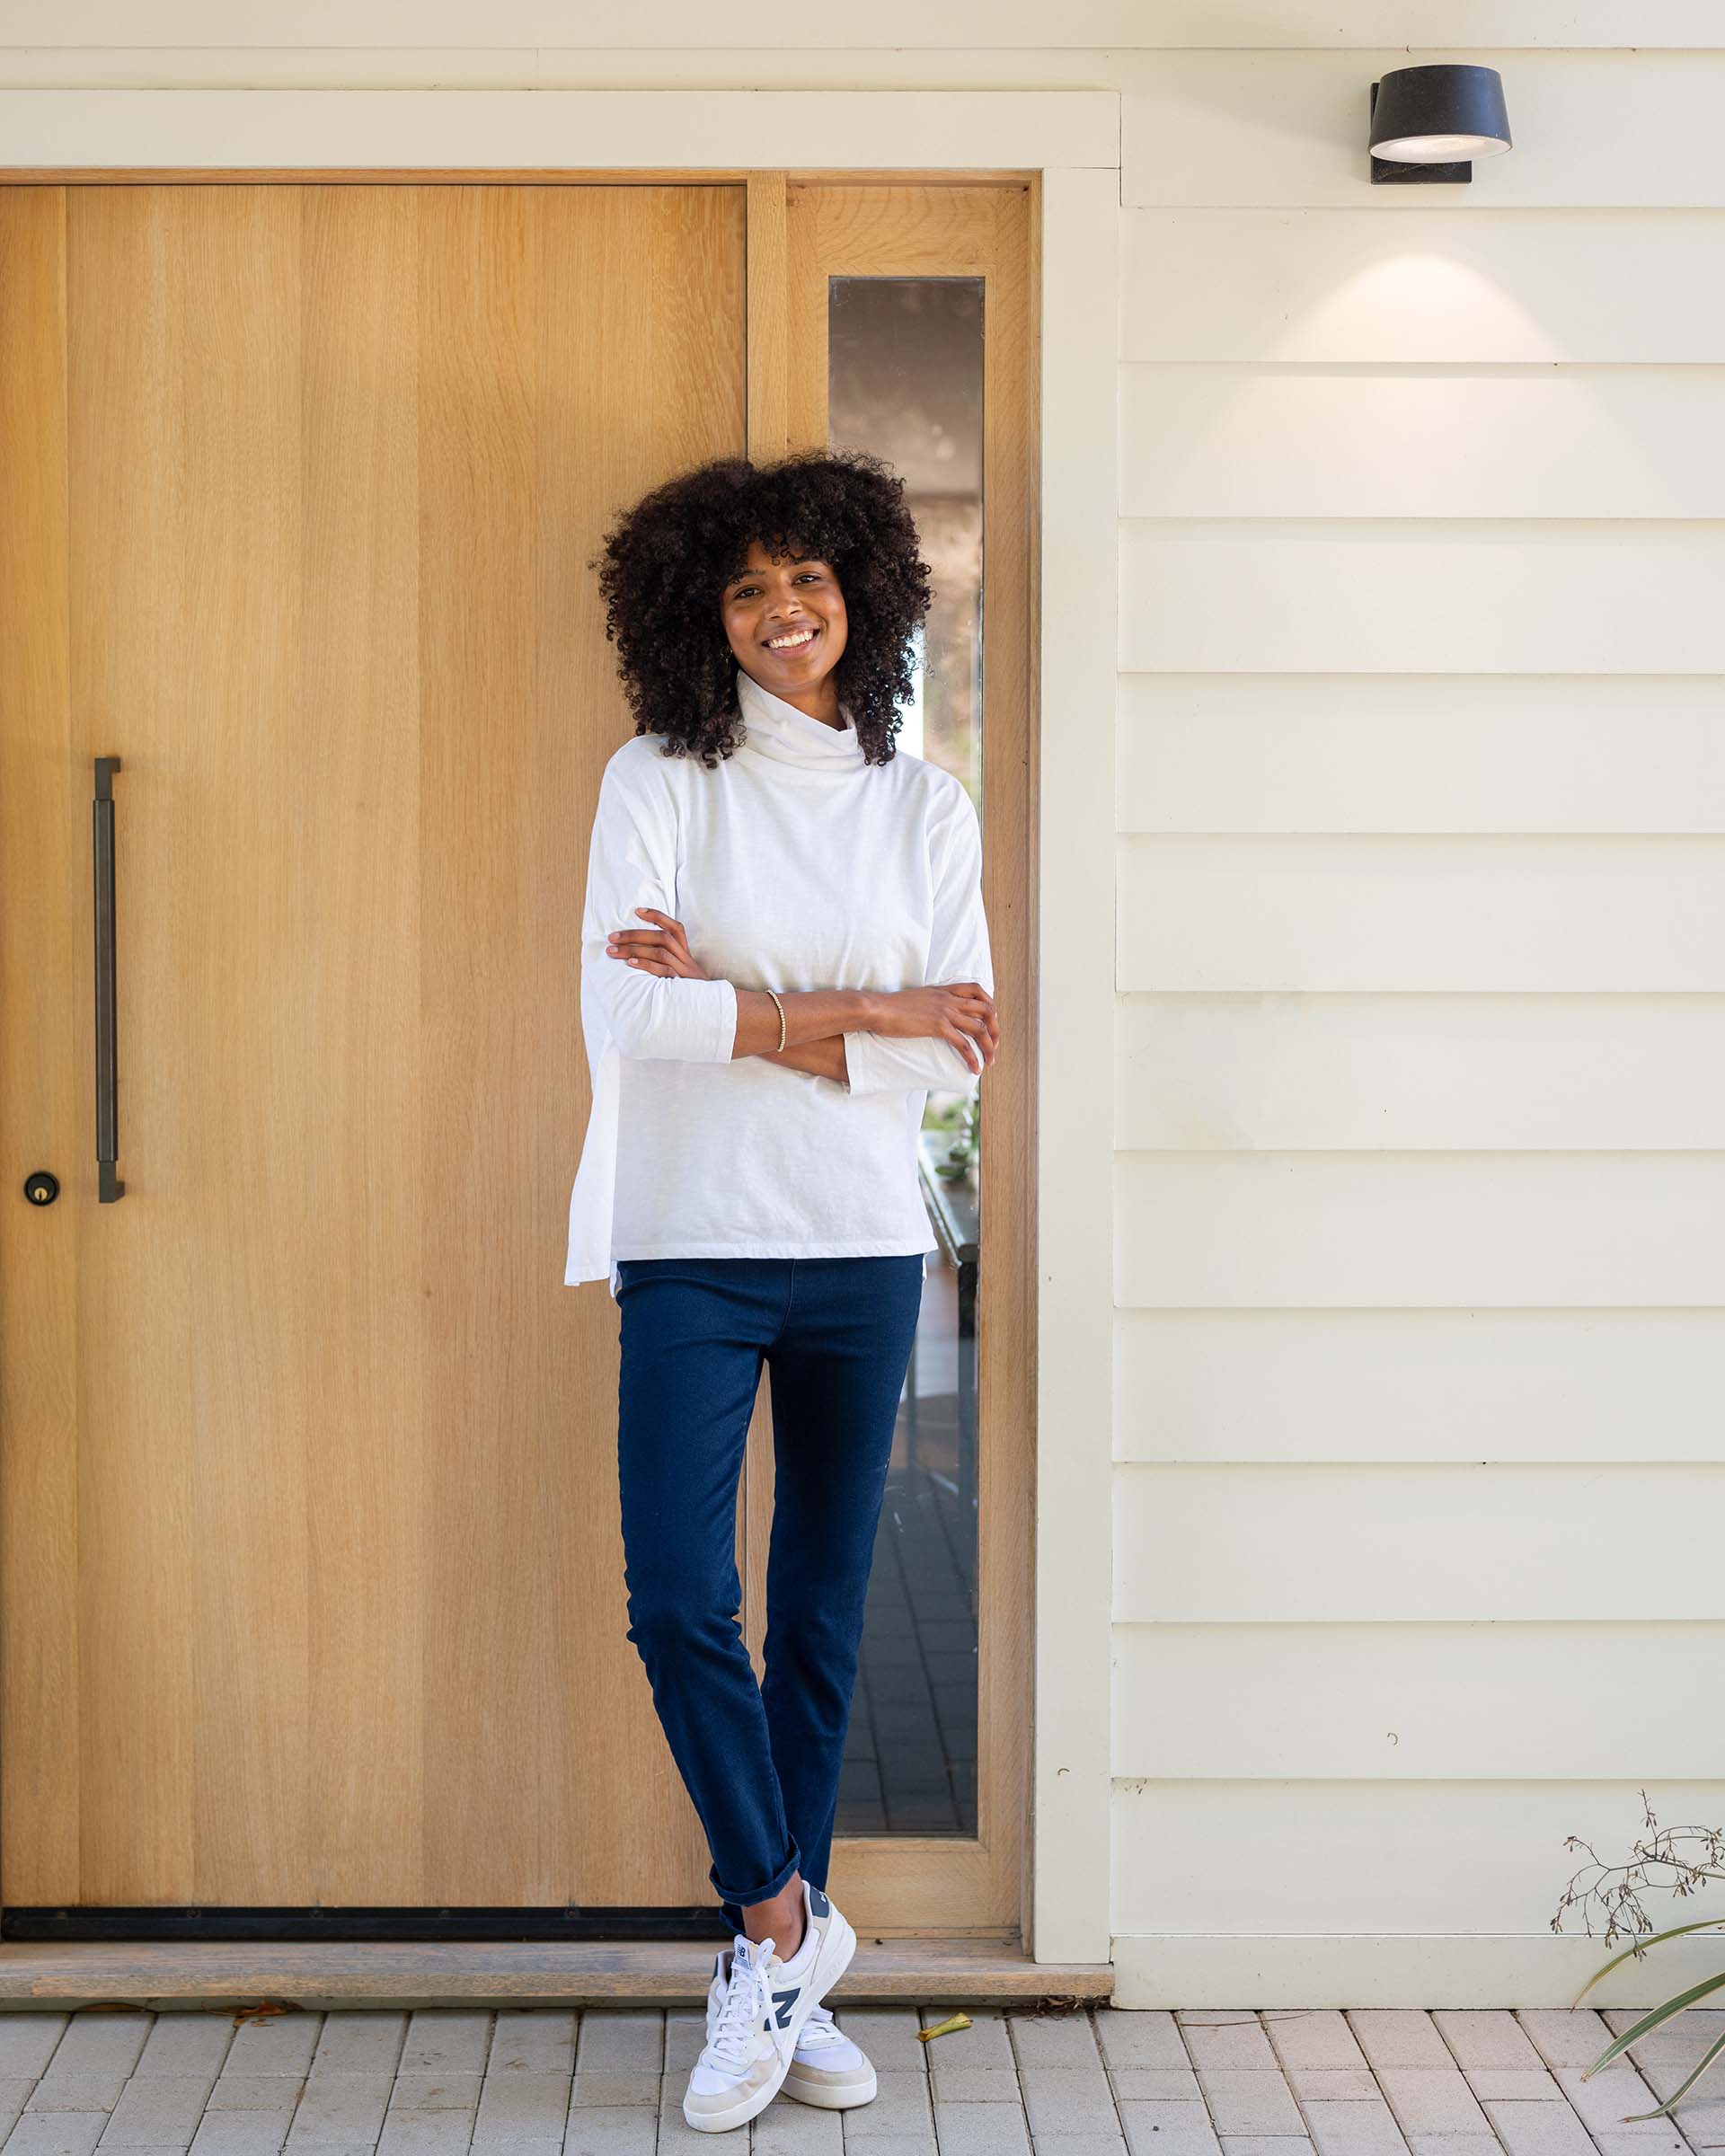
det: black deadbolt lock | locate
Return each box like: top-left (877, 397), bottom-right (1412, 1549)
top-left (24, 1171), bottom-right (60, 1207)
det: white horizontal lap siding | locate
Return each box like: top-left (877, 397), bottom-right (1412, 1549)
top-left (1121, 522), bottom-right (1725, 675)
top-left (1119, 676), bottom-right (1725, 834)
top-left (1113, 1463), bottom-right (1725, 1622)
top-left (1123, 368), bottom-right (1725, 521)
top-left (1116, 1153), bottom-right (1725, 1308)
top-left (1113, 1781), bottom-right (1725, 1938)
top-left (1112, 1622), bottom-right (1725, 1779)
top-left (1114, 26), bottom-right (1725, 2001)
top-left (1115, 1310), bottom-right (1725, 1463)
top-left (1117, 835), bottom-right (1725, 990)
top-left (1125, 212), bottom-right (1725, 363)
top-left (1118, 994), bottom-right (1725, 1150)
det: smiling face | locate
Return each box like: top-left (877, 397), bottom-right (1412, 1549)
top-left (720, 539), bottom-right (850, 721)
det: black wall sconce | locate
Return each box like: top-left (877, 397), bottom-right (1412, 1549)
top-left (1369, 64), bottom-right (1512, 184)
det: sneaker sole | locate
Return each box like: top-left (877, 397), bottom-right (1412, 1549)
top-left (681, 1908), bottom-right (856, 2134)
top-left (783, 2057), bottom-right (879, 2109)
top-left (682, 2056), bottom-right (790, 2135)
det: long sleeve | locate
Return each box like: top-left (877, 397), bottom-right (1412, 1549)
top-left (579, 754), bottom-right (739, 1065)
top-left (841, 777), bottom-right (994, 1100)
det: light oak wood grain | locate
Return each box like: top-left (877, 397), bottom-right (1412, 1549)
top-left (0, 180), bottom-right (748, 1913)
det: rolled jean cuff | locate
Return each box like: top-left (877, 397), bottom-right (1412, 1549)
top-left (710, 1835), bottom-right (801, 1913)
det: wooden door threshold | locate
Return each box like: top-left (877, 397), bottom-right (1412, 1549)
top-left (0, 1938), bottom-right (1113, 2009)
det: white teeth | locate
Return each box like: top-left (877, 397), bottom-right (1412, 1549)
top-left (767, 628), bottom-right (816, 649)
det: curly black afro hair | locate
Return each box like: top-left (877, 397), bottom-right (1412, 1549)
top-left (590, 446), bottom-right (933, 769)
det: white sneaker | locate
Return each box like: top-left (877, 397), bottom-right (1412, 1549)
top-left (704, 1957), bottom-right (878, 2111)
top-left (684, 1879), bottom-right (857, 2134)
top-left (783, 2000), bottom-right (878, 2109)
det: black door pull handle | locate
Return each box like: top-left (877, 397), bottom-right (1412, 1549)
top-left (93, 755), bottom-right (124, 1202)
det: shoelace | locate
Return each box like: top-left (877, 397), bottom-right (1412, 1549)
top-left (706, 1948), bottom-right (774, 2072)
top-left (796, 2002), bottom-right (841, 2049)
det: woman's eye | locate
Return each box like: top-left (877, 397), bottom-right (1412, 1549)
top-left (729, 571), bottom-right (824, 598)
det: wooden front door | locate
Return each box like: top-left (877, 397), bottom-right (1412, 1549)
top-left (0, 181), bottom-right (748, 1918)
top-left (0, 172), bottom-right (1034, 1943)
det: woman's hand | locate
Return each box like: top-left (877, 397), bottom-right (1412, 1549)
top-left (760, 1038), bottom-right (849, 1082)
top-left (869, 983), bottom-right (999, 1074)
top-left (605, 908), bottom-right (712, 980)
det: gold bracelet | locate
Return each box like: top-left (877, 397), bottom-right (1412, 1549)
top-left (765, 988), bottom-right (787, 1053)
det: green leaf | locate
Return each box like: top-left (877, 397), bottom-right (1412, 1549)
top-left (1572, 1916), bottom-right (1725, 2006)
top-left (1619, 2024), bottom-right (1725, 2121)
top-left (1580, 1970), bottom-right (1725, 2079)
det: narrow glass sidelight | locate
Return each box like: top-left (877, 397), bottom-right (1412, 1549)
top-left (827, 275), bottom-right (985, 1839)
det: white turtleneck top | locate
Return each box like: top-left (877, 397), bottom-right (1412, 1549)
top-left (563, 670), bottom-right (994, 1297)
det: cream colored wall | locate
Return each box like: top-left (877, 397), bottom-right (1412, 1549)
top-left (10, 2), bottom-right (1724, 2007)
top-left (1106, 27), bottom-right (1725, 2009)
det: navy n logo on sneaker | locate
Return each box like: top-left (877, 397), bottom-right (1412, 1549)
top-left (809, 1885), bottom-right (830, 1917)
top-left (772, 1989), bottom-right (799, 2028)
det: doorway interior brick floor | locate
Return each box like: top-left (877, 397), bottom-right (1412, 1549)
top-left (2, 2001), bottom-right (1721, 2156)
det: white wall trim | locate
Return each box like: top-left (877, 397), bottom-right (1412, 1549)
top-left (0, 84), bottom-right (1121, 1973)
top-left (1113, 1932), bottom-right (1725, 2010)
top-left (3, 4), bottom-right (1719, 49)
top-left (0, 86), bottom-right (1118, 171)
top-left (1030, 163), bottom-right (1119, 1968)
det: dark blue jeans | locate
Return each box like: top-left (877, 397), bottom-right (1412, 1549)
top-left (615, 1253), bottom-right (925, 1936)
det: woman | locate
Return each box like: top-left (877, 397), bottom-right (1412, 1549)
top-left (563, 448), bottom-right (999, 2136)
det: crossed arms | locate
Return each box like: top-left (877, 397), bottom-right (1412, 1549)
top-left (579, 760), bottom-right (998, 1097)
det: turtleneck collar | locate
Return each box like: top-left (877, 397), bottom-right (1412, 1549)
top-left (736, 667), bottom-right (865, 779)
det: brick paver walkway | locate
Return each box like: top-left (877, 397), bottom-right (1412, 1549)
top-left (3, 2001), bottom-right (1721, 2156)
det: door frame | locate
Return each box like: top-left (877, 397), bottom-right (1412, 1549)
top-left (0, 85), bottom-right (1121, 1970)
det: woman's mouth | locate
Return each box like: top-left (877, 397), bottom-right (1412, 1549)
top-left (764, 626), bottom-right (819, 653)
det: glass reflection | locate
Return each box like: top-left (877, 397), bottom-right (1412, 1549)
top-left (828, 276), bottom-right (984, 1837)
